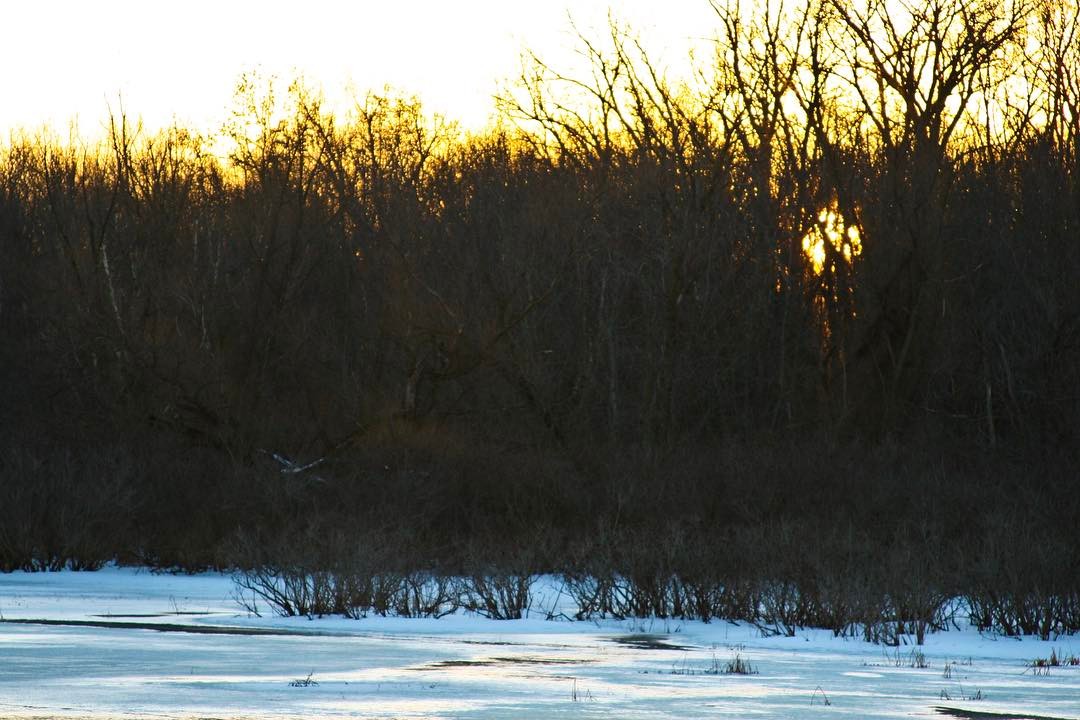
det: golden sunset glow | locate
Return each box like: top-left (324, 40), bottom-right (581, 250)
top-left (2, 0), bottom-right (715, 139)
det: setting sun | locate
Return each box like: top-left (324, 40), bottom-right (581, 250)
top-left (802, 202), bottom-right (862, 276)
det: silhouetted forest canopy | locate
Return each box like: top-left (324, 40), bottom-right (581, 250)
top-left (1, 0), bottom-right (1078, 638)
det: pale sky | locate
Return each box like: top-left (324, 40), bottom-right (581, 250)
top-left (2, 0), bottom-right (718, 137)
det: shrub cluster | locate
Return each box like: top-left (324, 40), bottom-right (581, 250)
top-left (229, 439), bottom-right (1079, 641)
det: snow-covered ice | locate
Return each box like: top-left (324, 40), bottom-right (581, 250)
top-left (1, 566), bottom-right (1078, 718)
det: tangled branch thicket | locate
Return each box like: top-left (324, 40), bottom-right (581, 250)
top-left (1, 0), bottom-right (1078, 639)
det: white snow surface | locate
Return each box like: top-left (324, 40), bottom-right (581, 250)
top-left (1, 566), bottom-right (1078, 719)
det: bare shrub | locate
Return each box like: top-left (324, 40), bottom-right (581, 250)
top-left (462, 573), bottom-right (534, 620)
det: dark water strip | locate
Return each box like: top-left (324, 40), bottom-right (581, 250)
top-left (0, 617), bottom-right (341, 637)
top-left (935, 706), bottom-right (1077, 720)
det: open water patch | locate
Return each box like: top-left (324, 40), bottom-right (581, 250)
top-left (417, 656), bottom-right (594, 670)
top-left (610, 634), bottom-right (691, 651)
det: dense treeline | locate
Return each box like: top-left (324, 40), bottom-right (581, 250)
top-left (1, 0), bottom-right (1078, 639)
